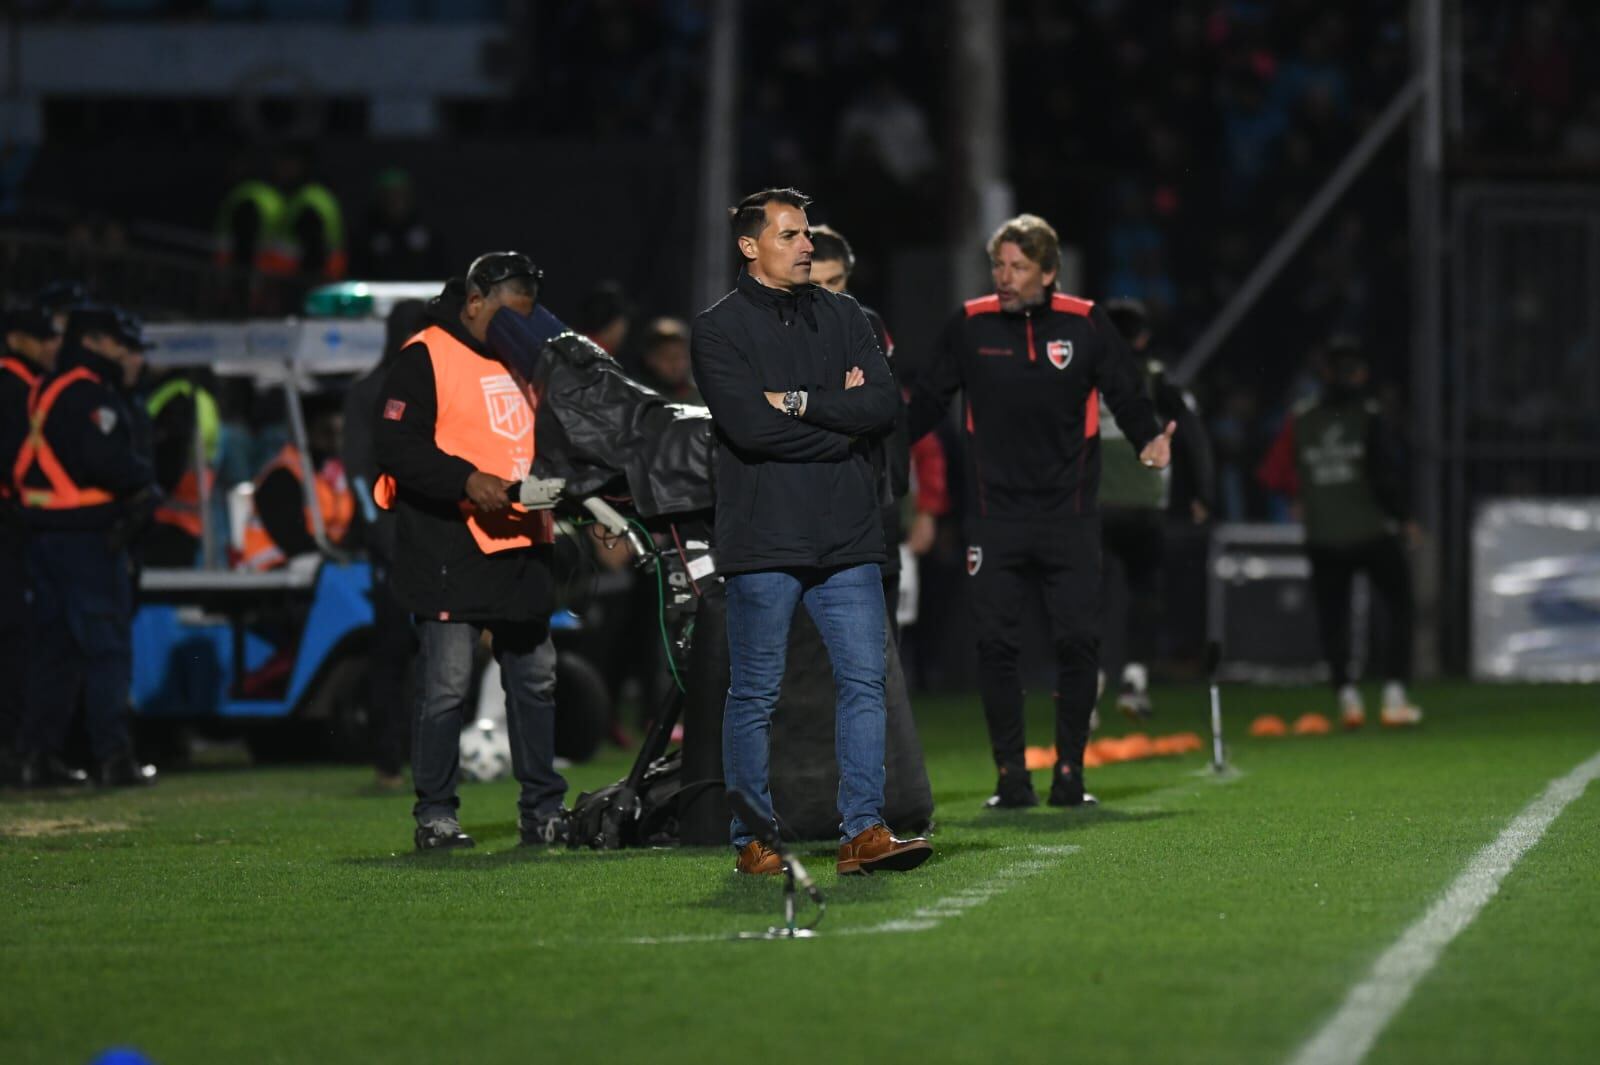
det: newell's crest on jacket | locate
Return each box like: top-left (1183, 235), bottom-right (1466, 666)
top-left (966, 546), bottom-right (983, 576)
top-left (1047, 339), bottom-right (1073, 370)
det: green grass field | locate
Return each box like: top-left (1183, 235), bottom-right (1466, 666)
top-left (4, 681), bottom-right (1598, 1065)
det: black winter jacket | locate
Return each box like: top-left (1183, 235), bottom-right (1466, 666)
top-left (374, 284), bottom-right (553, 624)
top-left (906, 289), bottom-right (1162, 522)
top-left (691, 271), bottom-right (898, 575)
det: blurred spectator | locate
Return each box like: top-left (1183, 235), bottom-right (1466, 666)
top-left (576, 281), bottom-right (633, 359)
top-left (355, 169), bottom-right (444, 281)
top-left (635, 316), bottom-right (698, 404)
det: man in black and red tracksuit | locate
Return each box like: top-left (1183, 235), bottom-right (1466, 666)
top-left (906, 214), bottom-right (1175, 809)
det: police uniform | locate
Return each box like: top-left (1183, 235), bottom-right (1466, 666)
top-left (12, 308), bottom-right (159, 786)
top-left (906, 290), bottom-right (1160, 806)
top-left (2, 311), bottom-right (62, 773)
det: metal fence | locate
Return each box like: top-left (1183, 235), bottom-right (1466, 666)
top-left (0, 230), bottom-right (303, 320)
top-left (1442, 185), bottom-right (1600, 666)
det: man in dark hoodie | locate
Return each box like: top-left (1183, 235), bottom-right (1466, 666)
top-left (691, 187), bottom-right (932, 878)
top-left (13, 306), bottom-right (160, 788)
top-left (374, 253), bottom-right (566, 851)
top-left (344, 299), bottom-right (427, 790)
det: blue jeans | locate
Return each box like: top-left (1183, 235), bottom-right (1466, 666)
top-left (723, 564), bottom-right (886, 847)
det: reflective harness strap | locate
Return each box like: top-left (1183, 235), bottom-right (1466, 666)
top-left (12, 368), bottom-right (117, 509)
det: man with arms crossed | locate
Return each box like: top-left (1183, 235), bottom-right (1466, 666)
top-left (692, 187), bottom-right (931, 876)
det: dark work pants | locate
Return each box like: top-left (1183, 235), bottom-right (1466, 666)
top-left (967, 515), bottom-right (1100, 778)
top-left (1308, 535), bottom-right (1414, 689)
top-left (22, 528), bottom-right (134, 762)
top-left (1099, 507), bottom-right (1167, 687)
top-left (368, 561), bottom-right (414, 777)
top-left (412, 618), bottom-right (565, 826)
top-left (1, 527), bottom-right (28, 754)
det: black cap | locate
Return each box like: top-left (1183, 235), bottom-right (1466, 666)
top-left (73, 306), bottom-right (156, 351)
top-left (36, 280), bottom-right (91, 317)
top-left (2, 308), bottom-right (61, 341)
top-left (465, 251), bottom-right (543, 296)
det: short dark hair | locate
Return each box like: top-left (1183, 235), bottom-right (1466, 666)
top-left (576, 281), bottom-right (632, 334)
top-left (728, 187), bottom-right (812, 242)
top-left (808, 224), bottom-right (855, 274)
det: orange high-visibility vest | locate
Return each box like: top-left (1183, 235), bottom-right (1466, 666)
top-left (153, 467), bottom-right (215, 538)
top-left (373, 325), bottom-right (553, 552)
top-left (11, 367), bottom-right (117, 510)
top-left (238, 443), bottom-right (355, 571)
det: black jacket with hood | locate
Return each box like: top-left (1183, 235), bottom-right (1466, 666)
top-left (374, 282), bottom-right (553, 625)
top-left (691, 271), bottom-right (898, 575)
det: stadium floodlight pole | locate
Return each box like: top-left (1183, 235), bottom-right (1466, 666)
top-left (1171, 76), bottom-right (1425, 386)
top-left (1206, 641), bottom-right (1226, 773)
top-left (728, 789), bottom-right (825, 940)
top-left (692, 0), bottom-right (740, 315)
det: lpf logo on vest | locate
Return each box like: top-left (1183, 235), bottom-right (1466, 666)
top-left (480, 375), bottom-right (532, 442)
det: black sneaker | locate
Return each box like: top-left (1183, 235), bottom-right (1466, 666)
top-left (1047, 765), bottom-right (1098, 808)
top-left (518, 811), bottom-right (569, 847)
top-left (984, 766), bottom-right (1040, 809)
top-left (18, 753), bottom-right (92, 789)
top-left (97, 753), bottom-right (158, 788)
top-left (414, 817), bottom-right (475, 851)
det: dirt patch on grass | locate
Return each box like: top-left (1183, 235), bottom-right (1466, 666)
top-left (1, 816), bottom-right (133, 838)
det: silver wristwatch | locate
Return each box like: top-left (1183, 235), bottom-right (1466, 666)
top-left (782, 390), bottom-right (803, 418)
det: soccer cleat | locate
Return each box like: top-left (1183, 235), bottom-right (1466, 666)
top-left (1339, 684), bottom-right (1366, 730)
top-left (837, 824), bottom-right (932, 875)
top-left (1046, 764), bottom-right (1098, 808)
top-left (984, 765), bottom-right (1039, 809)
top-left (734, 840), bottom-right (782, 876)
top-left (17, 753), bottom-right (92, 789)
top-left (1380, 682), bottom-right (1422, 727)
top-left (414, 817), bottom-right (475, 851)
top-left (1117, 663), bottom-right (1153, 721)
top-left (1380, 704), bottom-right (1424, 728)
top-left (96, 753), bottom-right (158, 788)
top-left (518, 811), bottom-right (570, 847)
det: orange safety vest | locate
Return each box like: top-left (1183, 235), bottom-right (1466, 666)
top-left (373, 325), bottom-right (553, 553)
top-left (11, 367), bottom-right (117, 510)
top-left (153, 467), bottom-right (216, 538)
top-left (238, 443), bottom-right (355, 571)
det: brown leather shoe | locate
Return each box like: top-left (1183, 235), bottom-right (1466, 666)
top-left (735, 840), bottom-right (783, 875)
top-left (837, 824), bottom-right (932, 876)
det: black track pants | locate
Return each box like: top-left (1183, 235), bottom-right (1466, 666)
top-left (966, 515), bottom-right (1100, 777)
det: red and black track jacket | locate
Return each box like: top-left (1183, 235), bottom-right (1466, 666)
top-left (906, 290), bottom-right (1161, 521)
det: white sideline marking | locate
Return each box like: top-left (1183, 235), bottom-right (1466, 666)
top-left (1286, 748), bottom-right (1600, 1065)
top-left (626, 844), bottom-right (1079, 945)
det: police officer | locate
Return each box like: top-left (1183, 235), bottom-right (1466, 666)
top-left (374, 253), bottom-right (566, 851)
top-left (14, 307), bottom-right (160, 787)
top-left (2, 310), bottom-right (66, 780)
top-left (906, 214), bottom-right (1174, 810)
top-left (1256, 339), bottom-right (1423, 729)
top-left (1098, 299), bottom-right (1215, 720)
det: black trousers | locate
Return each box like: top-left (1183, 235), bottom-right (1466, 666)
top-left (22, 529), bottom-right (134, 762)
top-left (1307, 535), bottom-right (1414, 689)
top-left (1099, 507), bottom-right (1166, 687)
top-left (967, 514), bottom-right (1100, 777)
top-left (367, 560), bottom-right (415, 777)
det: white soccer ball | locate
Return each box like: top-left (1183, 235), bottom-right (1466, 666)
top-left (459, 717), bottom-right (512, 783)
